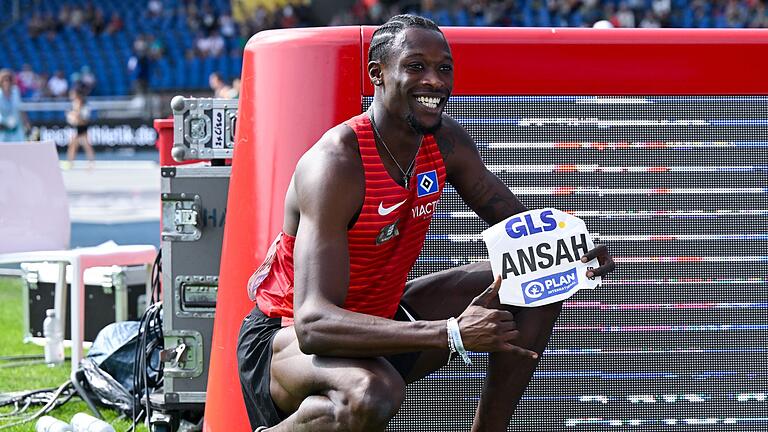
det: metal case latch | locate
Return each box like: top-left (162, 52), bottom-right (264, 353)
top-left (161, 193), bottom-right (202, 241)
top-left (162, 330), bottom-right (204, 378)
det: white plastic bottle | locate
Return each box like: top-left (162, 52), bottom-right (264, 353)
top-left (36, 416), bottom-right (73, 432)
top-left (43, 309), bottom-right (65, 366)
top-left (70, 413), bottom-right (116, 432)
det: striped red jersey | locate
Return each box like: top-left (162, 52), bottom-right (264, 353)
top-left (251, 113), bottom-right (446, 326)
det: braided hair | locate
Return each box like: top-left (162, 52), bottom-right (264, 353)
top-left (368, 14), bottom-right (443, 65)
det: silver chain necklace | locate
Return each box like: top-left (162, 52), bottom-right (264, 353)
top-left (369, 113), bottom-right (422, 189)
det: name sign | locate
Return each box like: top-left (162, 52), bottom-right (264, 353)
top-left (481, 208), bottom-right (601, 306)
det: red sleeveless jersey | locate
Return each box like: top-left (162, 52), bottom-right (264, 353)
top-left (252, 113), bottom-right (446, 325)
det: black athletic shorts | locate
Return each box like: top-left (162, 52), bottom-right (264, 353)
top-left (237, 303), bottom-right (422, 429)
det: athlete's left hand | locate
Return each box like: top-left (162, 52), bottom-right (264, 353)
top-left (581, 244), bottom-right (615, 279)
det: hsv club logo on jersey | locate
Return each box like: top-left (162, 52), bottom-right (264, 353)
top-left (416, 170), bottom-right (439, 197)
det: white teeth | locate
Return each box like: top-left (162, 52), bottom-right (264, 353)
top-left (416, 96), bottom-right (441, 109)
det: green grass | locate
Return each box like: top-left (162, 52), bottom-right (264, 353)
top-left (0, 276), bottom-right (147, 431)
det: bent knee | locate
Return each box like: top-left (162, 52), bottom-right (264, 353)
top-left (334, 369), bottom-right (405, 431)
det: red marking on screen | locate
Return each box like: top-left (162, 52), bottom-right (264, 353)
top-left (676, 256), bottom-right (704, 262)
top-left (555, 164), bottom-right (577, 172)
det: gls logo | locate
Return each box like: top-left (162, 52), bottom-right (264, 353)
top-left (505, 209), bottom-right (558, 239)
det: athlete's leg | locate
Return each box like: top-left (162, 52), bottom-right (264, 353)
top-left (82, 134), bottom-right (95, 162)
top-left (472, 298), bottom-right (562, 431)
top-left (66, 135), bottom-right (80, 162)
top-left (400, 261), bottom-right (563, 431)
top-left (266, 326), bottom-right (406, 432)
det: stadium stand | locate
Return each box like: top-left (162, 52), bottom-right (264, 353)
top-left (0, 0), bottom-right (246, 98)
top-left (0, 0), bottom-right (765, 105)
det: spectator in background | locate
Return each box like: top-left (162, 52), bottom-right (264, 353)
top-left (194, 31), bottom-right (209, 56)
top-left (148, 0), bottom-right (163, 18)
top-left (128, 37), bottom-right (151, 94)
top-left (186, 2), bottom-right (201, 32)
top-left (749, 1), bottom-right (767, 27)
top-left (79, 66), bottom-right (96, 95)
top-left (83, 2), bottom-right (96, 26)
top-left (28, 12), bottom-right (46, 38)
top-left (279, 5), bottom-right (299, 28)
top-left (47, 71), bottom-right (68, 99)
top-left (70, 72), bottom-right (85, 95)
top-left (65, 91), bottom-right (94, 166)
top-left (219, 13), bottom-right (237, 38)
top-left (148, 35), bottom-right (165, 59)
top-left (652, 0), bottom-right (671, 22)
top-left (208, 30), bottom-right (226, 56)
top-left (196, 30), bottom-right (226, 57)
top-left (615, 2), bottom-right (636, 27)
top-left (640, 10), bottom-right (661, 27)
top-left (17, 64), bottom-right (39, 98)
top-left (0, 69), bottom-right (28, 142)
top-left (209, 72), bottom-right (237, 98)
top-left (200, 4), bottom-right (219, 34)
top-left (69, 5), bottom-right (85, 30)
top-left (42, 12), bottom-right (59, 34)
top-left (105, 11), bottom-right (124, 34)
top-left (36, 72), bottom-right (52, 99)
top-left (70, 67), bottom-right (96, 97)
top-left (57, 5), bottom-right (71, 30)
top-left (231, 78), bottom-right (241, 99)
top-left (92, 8), bottom-right (106, 34)
top-left (235, 25), bottom-right (251, 50)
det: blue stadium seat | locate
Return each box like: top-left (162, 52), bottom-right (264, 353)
top-left (537, 8), bottom-right (551, 27)
top-left (434, 9), bottom-right (453, 26)
top-left (453, 9), bottom-right (470, 26)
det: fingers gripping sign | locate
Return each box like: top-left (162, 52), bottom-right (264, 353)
top-left (456, 276), bottom-right (538, 359)
top-left (482, 208), bottom-right (612, 307)
top-left (580, 243), bottom-right (616, 279)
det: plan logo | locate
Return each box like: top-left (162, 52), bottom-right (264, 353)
top-left (521, 267), bottom-right (578, 304)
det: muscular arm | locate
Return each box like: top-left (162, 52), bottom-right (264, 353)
top-left (436, 116), bottom-right (527, 224)
top-left (291, 128), bottom-right (446, 357)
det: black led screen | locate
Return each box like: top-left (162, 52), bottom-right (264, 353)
top-left (363, 96), bottom-right (768, 431)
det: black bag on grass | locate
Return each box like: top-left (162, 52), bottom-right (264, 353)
top-left (77, 320), bottom-right (163, 415)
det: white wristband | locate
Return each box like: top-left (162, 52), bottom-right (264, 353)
top-left (447, 317), bottom-right (472, 365)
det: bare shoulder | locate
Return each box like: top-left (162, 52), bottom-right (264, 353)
top-left (296, 123), bottom-right (363, 186)
top-left (294, 123), bottom-right (365, 218)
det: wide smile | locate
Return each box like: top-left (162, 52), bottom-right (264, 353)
top-left (414, 95), bottom-right (445, 112)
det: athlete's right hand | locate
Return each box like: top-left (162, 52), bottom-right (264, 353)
top-left (456, 276), bottom-right (539, 358)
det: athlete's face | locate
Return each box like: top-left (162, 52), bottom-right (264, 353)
top-left (373, 28), bottom-right (453, 134)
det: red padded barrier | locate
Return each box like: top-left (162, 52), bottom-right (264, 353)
top-left (203, 27), bottom-right (362, 431)
top-left (204, 26), bottom-right (768, 431)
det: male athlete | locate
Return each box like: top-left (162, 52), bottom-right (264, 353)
top-left (238, 14), bottom-right (615, 432)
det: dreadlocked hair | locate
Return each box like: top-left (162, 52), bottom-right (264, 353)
top-left (368, 14), bottom-right (443, 64)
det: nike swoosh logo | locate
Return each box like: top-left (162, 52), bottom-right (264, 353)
top-left (378, 199), bottom-right (407, 216)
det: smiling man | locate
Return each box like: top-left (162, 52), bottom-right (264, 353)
top-left (237, 14), bottom-right (615, 432)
